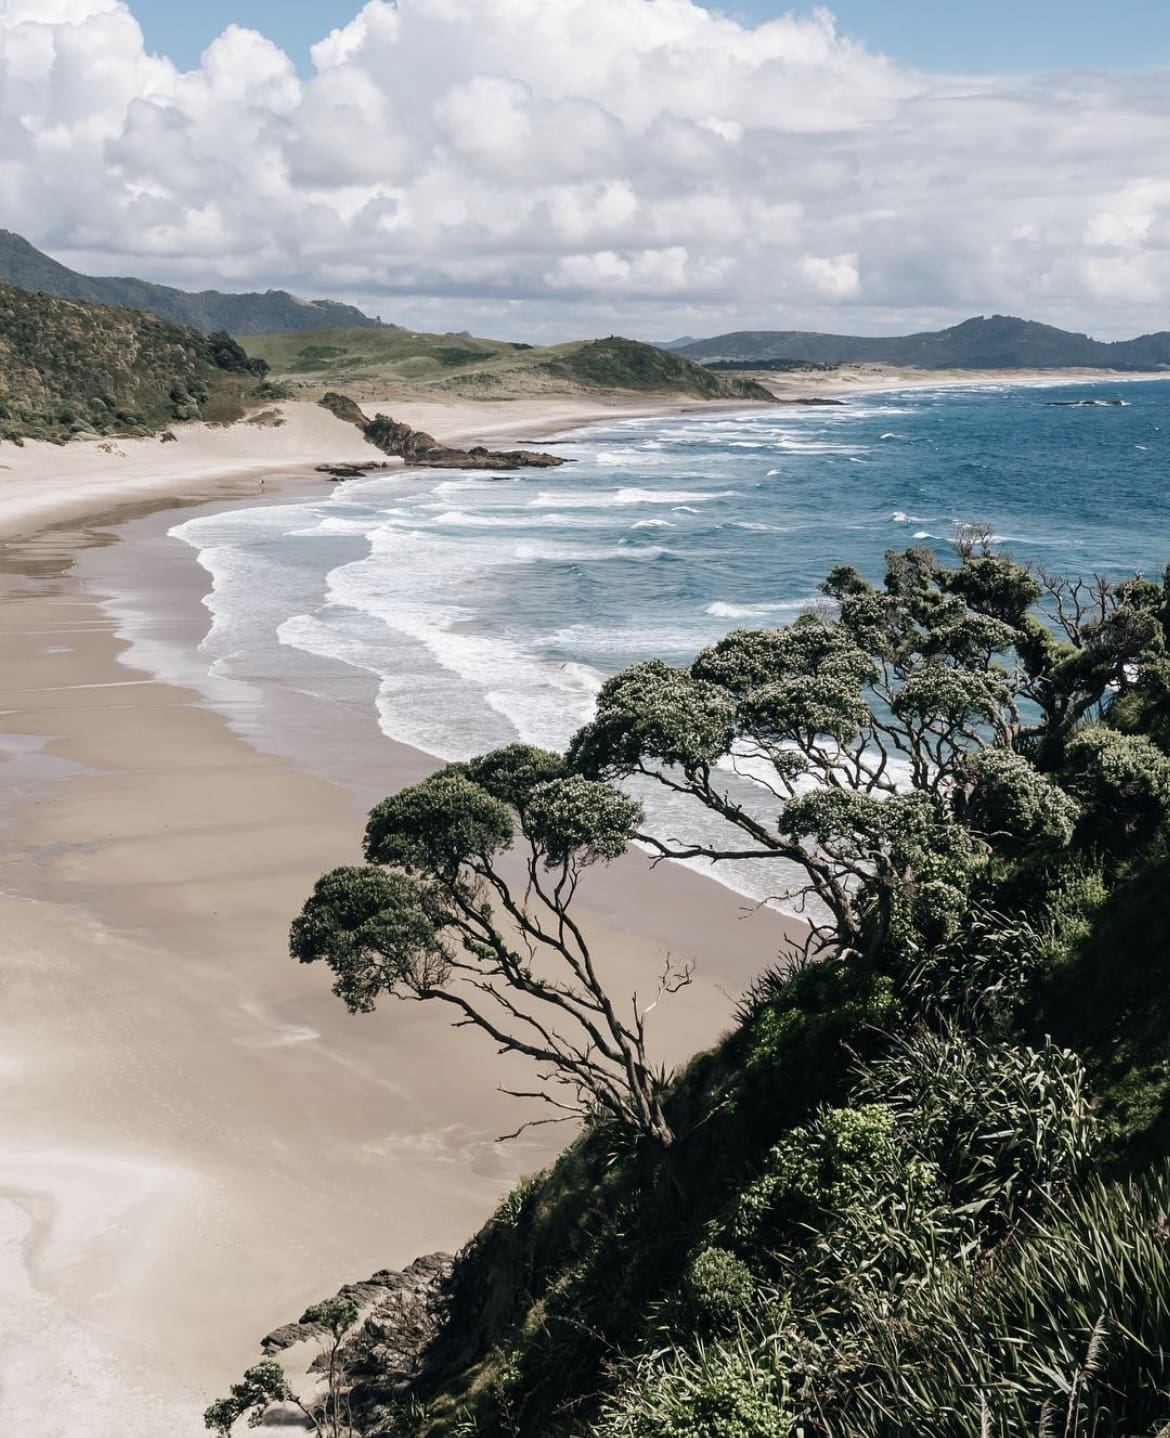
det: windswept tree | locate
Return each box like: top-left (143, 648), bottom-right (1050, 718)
top-left (205, 1298), bottom-right (359, 1438)
top-left (568, 540), bottom-right (1170, 961)
top-left (292, 541), bottom-right (1170, 1140)
top-left (292, 746), bottom-right (689, 1147)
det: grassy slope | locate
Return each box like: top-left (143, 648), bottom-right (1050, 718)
top-left (244, 329), bottom-right (775, 402)
top-left (0, 283), bottom-right (267, 443)
top-left (400, 963), bottom-right (898, 1436)
top-left (1038, 844), bottom-right (1170, 1165)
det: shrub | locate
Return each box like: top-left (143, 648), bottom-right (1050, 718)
top-left (682, 1248), bottom-right (757, 1331)
top-left (597, 1335), bottom-right (789, 1438)
top-left (1064, 725), bottom-right (1170, 849)
top-left (731, 1104), bottom-right (902, 1242)
top-left (855, 1026), bottom-right (1099, 1224)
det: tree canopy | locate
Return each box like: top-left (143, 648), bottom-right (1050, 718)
top-left (292, 541), bottom-right (1170, 1147)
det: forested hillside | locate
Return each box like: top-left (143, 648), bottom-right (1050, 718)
top-left (210, 538), bottom-right (1170, 1438)
top-left (0, 283), bottom-right (272, 443)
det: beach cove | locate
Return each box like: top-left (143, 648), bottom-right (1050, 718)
top-left (2, 370), bottom-right (1168, 1433)
top-left (0, 415), bottom-right (795, 1437)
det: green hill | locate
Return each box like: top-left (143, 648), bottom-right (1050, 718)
top-left (0, 283), bottom-right (272, 444)
top-left (0, 229), bottom-right (380, 336)
top-left (669, 314), bottom-right (1170, 369)
top-left (245, 328), bottom-right (774, 402)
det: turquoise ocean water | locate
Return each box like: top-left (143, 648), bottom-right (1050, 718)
top-left (171, 378), bottom-right (1170, 764)
top-left (161, 378), bottom-right (1169, 905)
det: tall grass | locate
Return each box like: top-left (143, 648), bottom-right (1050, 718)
top-left (597, 1164), bottom-right (1170, 1438)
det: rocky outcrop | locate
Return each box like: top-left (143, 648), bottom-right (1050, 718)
top-left (319, 392), bottom-right (566, 471)
top-left (261, 1253), bottom-right (453, 1360)
top-left (260, 1253), bottom-right (454, 1434)
top-left (315, 460), bottom-right (393, 480)
top-left (319, 390), bottom-right (369, 428)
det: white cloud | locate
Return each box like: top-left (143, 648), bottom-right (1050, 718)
top-left (800, 253), bottom-right (861, 300)
top-left (0, 0), bottom-right (1166, 339)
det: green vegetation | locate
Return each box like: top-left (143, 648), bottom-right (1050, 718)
top-left (292, 754), bottom-right (683, 1147)
top-left (0, 282), bottom-right (272, 444)
top-left (245, 328), bottom-right (774, 402)
top-left (205, 1299), bottom-right (360, 1437)
top-left (213, 535), bottom-right (1170, 1436)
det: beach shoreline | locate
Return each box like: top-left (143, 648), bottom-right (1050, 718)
top-left (2, 365), bottom-right (1165, 542)
top-left (3, 369), bottom-right (1167, 1435)
top-left (0, 444), bottom-right (796, 1435)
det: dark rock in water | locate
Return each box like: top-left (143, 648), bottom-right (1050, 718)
top-left (315, 460), bottom-right (393, 480)
top-left (319, 392), bottom-right (567, 470)
top-left (363, 414), bottom-right (566, 469)
top-left (1046, 398), bottom-right (1125, 407)
top-left (778, 396), bottom-right (847, 406)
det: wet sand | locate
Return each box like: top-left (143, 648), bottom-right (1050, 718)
top-left (0, 479), bottom-right (796, 1435)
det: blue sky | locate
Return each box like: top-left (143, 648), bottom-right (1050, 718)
top-left (132, 0), bottom-right (1169, 74)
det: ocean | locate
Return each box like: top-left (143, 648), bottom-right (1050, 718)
top-left (161, 378), bottom-right (1170, 903)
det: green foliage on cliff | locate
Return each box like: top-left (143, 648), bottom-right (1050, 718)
top-left (265, 544), bottom-right (1170, 1437)
top-left (0, 282), bottom-right (270, 444)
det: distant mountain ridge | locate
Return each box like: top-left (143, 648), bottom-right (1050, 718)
top-left (0, 230), bottom-right (380, 336)
top-left (666, 315), bottom-right (1170, 370)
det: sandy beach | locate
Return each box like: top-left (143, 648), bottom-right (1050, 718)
top-left (0, 417), bottom-right (798, 1435)
top-left (1, 366), bottom-right (1162, 1435)
top-left (3, 364), bottom-right (1161, 544)
top-left (0, 393), bottom-right (759, 544)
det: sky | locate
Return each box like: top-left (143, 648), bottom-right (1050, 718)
top-left (130, 0), bottom-right (1170, 77)
top-left (2, 0), bottom-right (1169, 342)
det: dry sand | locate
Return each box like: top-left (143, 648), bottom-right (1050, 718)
top-left (0, 477), bottom-right (795, 1435)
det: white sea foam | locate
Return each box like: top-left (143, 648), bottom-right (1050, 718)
top-left (528, 487), bottom-right (736, 509)
top-left (706, 599), bottom-right (816, 619)
top-left (277, 526), bottom-right (607, 758)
